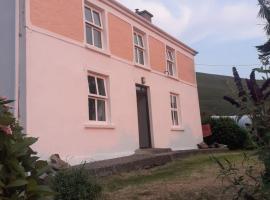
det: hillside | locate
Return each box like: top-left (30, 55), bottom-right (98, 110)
top-left (196, 72), bottom-right (238, 116)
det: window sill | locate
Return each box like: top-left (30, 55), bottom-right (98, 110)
top-left (167, 75), bottom-right (179, 81)
top-left (84, 122), bottom-right (115, 129)
top-left (85, 44), bottom-right (111, 57)
top-left (134, 63), bottom-right (151, 71)
top-left (171, 126), bottom-right (184, 131)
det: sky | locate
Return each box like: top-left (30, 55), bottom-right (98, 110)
top-left (117, 0), bottom-right (266, 78)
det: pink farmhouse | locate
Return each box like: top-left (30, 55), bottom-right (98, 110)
top-left (0, 0), bottom-right (203, 164)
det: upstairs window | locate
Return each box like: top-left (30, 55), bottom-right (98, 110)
top-left (134, 32), bottom-right (145, 65)
top-left (166, 48), bottom-right (176, 77)
top-left (170, 94), bottom-right (180, 126)
top-left (88, 74), bottom-right (108, 122)
top-left (84, 6), bottom-right (103, 48)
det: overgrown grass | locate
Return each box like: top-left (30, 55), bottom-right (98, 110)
top-left (101, 151), bottom-right (249, 192)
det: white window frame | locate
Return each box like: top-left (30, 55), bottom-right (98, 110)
top-left (84, 5), bottom-right (103, 49)
top-left (88, 74), bottom-right (109, 123)
top-left (166, 47), bottom-right (176, 77)
top-left (170, 94), bottom-right (181, 127)
top-left (134, 32), bottom-right (146, 66)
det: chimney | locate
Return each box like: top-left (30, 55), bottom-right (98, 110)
top-left (135, 9), bottom-right (153, 23)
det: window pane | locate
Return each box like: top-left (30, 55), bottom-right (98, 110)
top-left (138, 49), bottom-right (144, 65)
top-left (88, 76), bottom-right (97, 94)
top-left (173, 96), bottom-right (177, 108)
top-left (85, 7), bottom-right (92, 22)
top-left (89, 98), bottom-right (96, 120)
top-left (167, 50), bottom-right (174, 61)
top-left (137, 35), bottom-right (144, 47)
top-left (93, 11), bottom-right (101, 27)
top-left (134, 34), bottom-right (138, 45)
top-left (173, 111), bottom-right (179, 126)
top-left (170, 95), bottom-right (173, 108)
top-left (97, 100), bottom-right (106, 121)
top-left (97, 78), bottom-right (106, 96)
top-left (168, 62), bottom-right (174, 76)
top-left (135, 48), bottom-right (139, 63)
top-left (166, 50), bottom-right (170, 59)
top-left (170, 95), bottom-right (177, 108)
top-left (171, 111), bottom-right (174, 124)
top-left (93, 29), bottom-right (102, 48)
top-left (86, 25), bottom-right (93, 45)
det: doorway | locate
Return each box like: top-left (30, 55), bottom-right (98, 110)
top-left (136, 84), bottom-right (152, 148)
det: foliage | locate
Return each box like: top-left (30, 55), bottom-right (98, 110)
top-left (203, 117), bottom-right (252, 150)
top-left (257, 0), bottom-right (270, 63)
top-left (223, 67), bottom-right (270, 184)
top-left (212, 153), bottom-right (270, 200)
top-left (0, 97), bottom-right (54, 199)
top-left (51, 166), bottom-right (102, 200)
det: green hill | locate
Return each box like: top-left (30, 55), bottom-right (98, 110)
top-left (196, 72), bottom-right (238, 116)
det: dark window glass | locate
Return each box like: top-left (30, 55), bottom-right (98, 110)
top-left (138, 49), bottom-right (144, 65)
top-left (135, 48), bottom-right (139, 63)
top-left (173, 96), bottom-right (177, 108)
top-left (171, 111), bottom-right (174, 124)
top-left (137, 35), bottom-right (144, 47)
top-left (93, 29), bottom-right (102, 48)
top-left (85, 7), bottom-right (92, 22)
top-left (167, 50), bottom-right (174, 61)
top-left (173, 111), bottom-right (179, 125)
top-left (93, 11), bottom-right (101, 27)
top-left (134, 34), bottom-right (138, 45)
top-left (88, 76), bottom-right (97, 94)
top-left (170, 96), bottom-right (173, 108)
top-left (89, 98), bottom-right (96, 120)
top-left (97, 100), bottom-right (106, 121)
top-left (97, 78), bottom-right (106, 96)
top-left (170, 95), bottom-right (177, 108)
top-left (86, 25), bottom-right (93, 45)
top-left (168, 62), bottom-right (174, 76)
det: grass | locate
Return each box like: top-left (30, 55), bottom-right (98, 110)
top-left (196, 72), bottom-right (264, 116)
top-left (196, 72), bottom-right (238, 116)
top-left (100, 151), bottom-right (260, 200)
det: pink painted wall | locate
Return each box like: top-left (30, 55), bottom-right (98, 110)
top-left (108, 13), bottom-right (133, 62)
top-left (177, 51), bottom-right (196, 84)
top-left (29, 0), bottom-right (84, 42)
top-left (148, 36), bottom-right (166, 73)
top-left (24, 0), bottom-right (202, 164)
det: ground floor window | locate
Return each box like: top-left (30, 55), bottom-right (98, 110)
top-left (88, 74), bottom-right (108, 122)
top-left (170, 94), bottom-right (180, 126)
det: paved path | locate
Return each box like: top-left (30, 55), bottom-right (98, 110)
top-left (75, 148), bottom-right (228, 176)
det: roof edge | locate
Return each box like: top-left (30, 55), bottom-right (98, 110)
top-left (99, 0), bottom-right (198, 56)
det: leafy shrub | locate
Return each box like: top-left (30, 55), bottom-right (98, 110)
top-left (0, 97), bottom-right (54, 199)
top-left (51, 167), bottom-right (102, 200)
top-left (203, 117), bottom-right (252, 150)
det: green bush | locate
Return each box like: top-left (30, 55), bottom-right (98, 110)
top-left (51, 167), bottom-right (102, 200)
top-left (0, 97), bottom-right (54, 199)
top-left (204, 117), bottom-right (253, 150)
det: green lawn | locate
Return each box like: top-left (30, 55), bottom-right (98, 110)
top-left (100, 151), bottom-right (261, 200)
top-left (196, 72), bottom-right (237, 116)
top-left (196, 72), bottom-right (264, 116)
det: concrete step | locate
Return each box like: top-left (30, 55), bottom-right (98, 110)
top-left (135, 148), bottom-right (172, 155)
top-left (76, 148), bottom-right (229, 177)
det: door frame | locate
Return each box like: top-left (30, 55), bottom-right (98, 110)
top-left (135, 84), bottom-right (154, 149)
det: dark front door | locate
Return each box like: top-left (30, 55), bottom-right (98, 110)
top-left (136, 84), bottom-right (151, 149)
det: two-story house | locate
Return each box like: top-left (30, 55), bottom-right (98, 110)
top-left (0, 0), bottom-right (203, 164)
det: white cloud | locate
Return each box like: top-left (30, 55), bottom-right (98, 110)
top-left (117, 0), bottom-right (264, 44)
